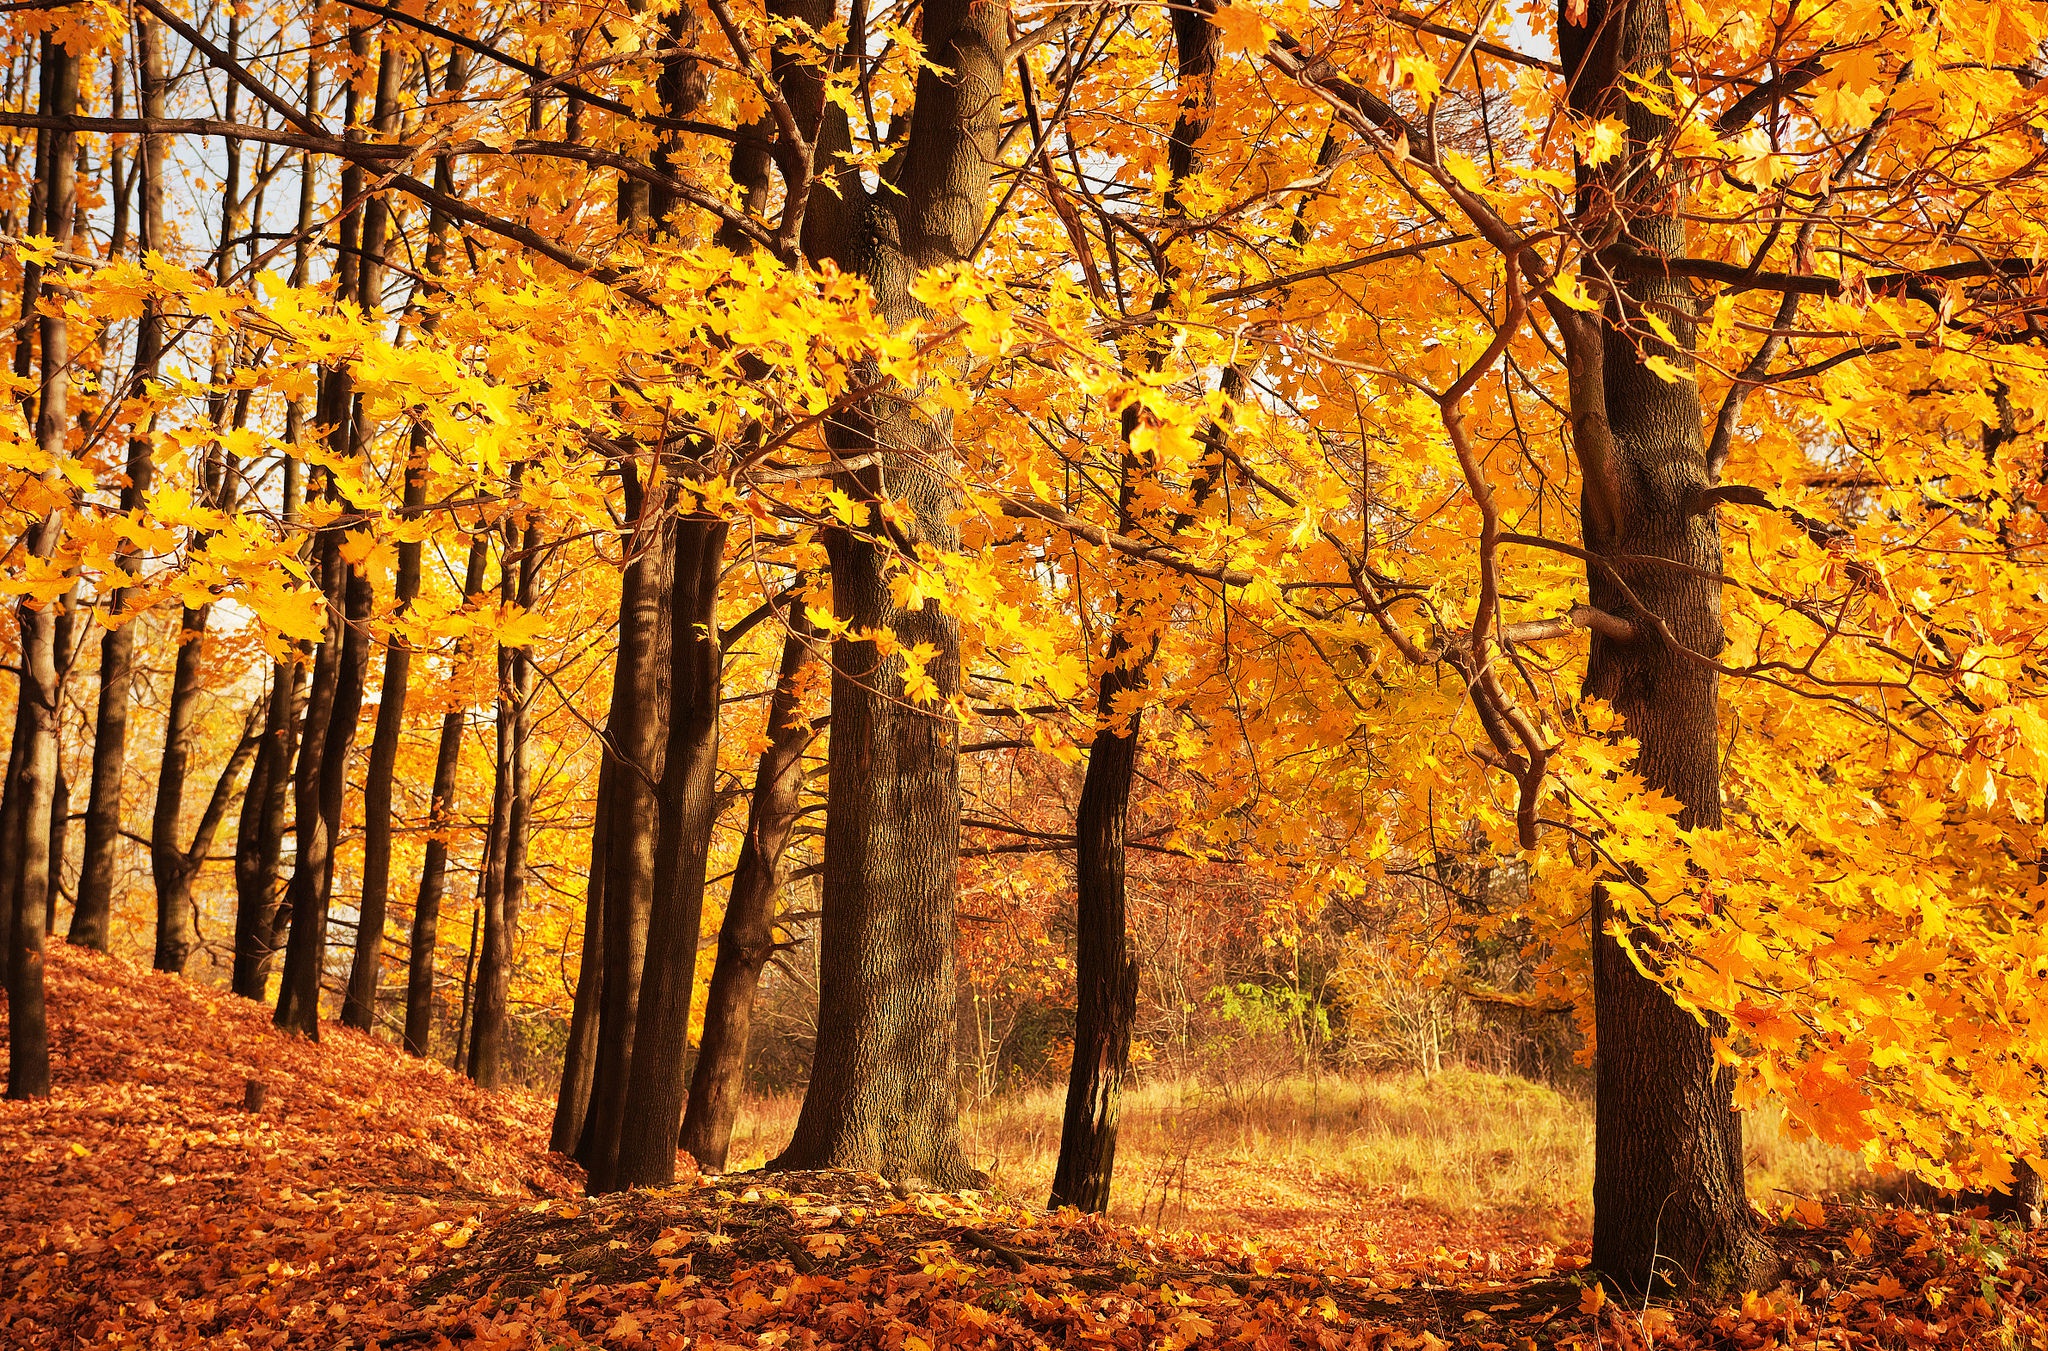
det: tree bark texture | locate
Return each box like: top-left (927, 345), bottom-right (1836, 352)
top-left (1562, 0), bottom-right (1773, 1295)
top-left (611, 515), bottom-right (728, 1188)
top-left (681, 607), bottom-right (820, 1172)
top-left (770, 0), bottom-right (1007, 1188)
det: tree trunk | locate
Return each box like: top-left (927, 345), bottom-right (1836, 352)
top-left (1048, 0), bottom-right (1224, 1215)
top-left (274, 30), bottom-right (377, 1039)
top-left (681, 607), bottom-right (820, 1172)
top-left (230, 55), bottom-right (319, 999)
top-left (6, 37), bottom-right (78, 1100)
top-left (1563, 0), bottom-right (1773, 1295)
top-left (551, 757), bottom-right (611, 1153)
top-left (771, 0), bottom-right (1007, 1188)
top-left (468, 517), bottom-right (538, 1088)
top-left (232, 655), bottom-right (302, 996)
top-left (452, 904), bottom-right (480, 1072)
top-left (72, 14), bottom-right (165, 950)
top-left (612, 515), bottom-right (728, 1188)
top-left (341, 37), bottom-right (422, 1034)
top-left (151, 603), bottom-right (213, 973)
top-left (576, 485), bottom-right (673, 1190)
top-left (404, 530), bottom-right (490, 1054)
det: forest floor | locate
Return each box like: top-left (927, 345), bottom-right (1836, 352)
top-left (4, 945), bottom-right (2045, 1351)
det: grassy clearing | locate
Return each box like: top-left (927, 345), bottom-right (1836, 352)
top-left (722, 1069), bottom-right (1871, 1243)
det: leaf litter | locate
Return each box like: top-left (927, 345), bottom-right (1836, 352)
top-left (4, 945), bottom-right (2044, 1350)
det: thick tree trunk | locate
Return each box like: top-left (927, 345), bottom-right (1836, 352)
top-left (6, 38), bottom-right (78, 1100)
top-left (577, 488), bottom-right (672, 1190)
top-left (72, 15), bottom-right (165, 949)
top-left (551, 758), bottom-right (611, 1153)
top-left (612, 516), bottom-right (728, 1188)
top-left (681, 608), bottom-right (820, 1172)
top-left (770, 0), bottom-right (1007, 1189)
top-left (1562, 0), bottom-right (1773, 1295)
top-left (404, 531), bottom-right (490, 1054)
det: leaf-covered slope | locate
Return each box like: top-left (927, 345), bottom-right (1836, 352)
top-left (0, 944), bottom-right (576, 1347)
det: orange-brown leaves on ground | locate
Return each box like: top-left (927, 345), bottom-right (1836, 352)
top-left (0, 945), bottom-right (575, 1347)
top-left (5, 950), bottom-right (2047, 1351)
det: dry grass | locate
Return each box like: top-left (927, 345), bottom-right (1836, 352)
top-left (720, 1069), bottom-right (1871, 1249)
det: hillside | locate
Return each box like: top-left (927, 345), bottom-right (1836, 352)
top-left (4, 948), bottom-right (2044, 1350)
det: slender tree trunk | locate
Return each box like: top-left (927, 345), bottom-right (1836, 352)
top-left (612, 515), bottom-right (728, 1187)
top-left (404, 530), bottom-right (490, 1054)
top-left (681, 607), bottom-right (819, 1172)
top-left (551, 757), bottom-right (611, 1153)
top-left (150, 603), bottom-right (212, 973)
top-left (7, 38), bottom-right (79, 1100)
top-left (274, 29), bottom-right (376, 1039)
top-left (452, 903), bottom-right (479, 1071)
top-left (1049, 0), bottom-right (1223, 1215)
top-left (393, 50), bottom-right (473, 1055)
top-left (771, 0), bottom-right (1007, 1188)
top-left (231, 58), bottom-right (319, 998)
top-left (1562, 0), bottom-right (1773, 1294)
top-left (72, 14), bottom-right (165, 948)
top-left (577, 485), bottom-right (673, 1190)
top-left (231, 655), bottom-right (300, 996)
top-left (468, 515), bottom-right (536, 1089)
top-left (339, 39), bottom-right (414, 1034)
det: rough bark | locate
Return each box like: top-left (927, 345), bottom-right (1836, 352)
top-left (72, 13), bottom-right (165, 949)
top-left (770, 0), bottom-right (1007, 1188)
top-left (404, 530), bottom-right (491, 1055)
top-left (612, 515), bottom-right (728, 1188)
top-left (681, 607), bottom-right (820, 1172)
top-left (6, 37), bottom-right (78, 1100)
top-left (1561, 0), bottom-right (1774, 1295)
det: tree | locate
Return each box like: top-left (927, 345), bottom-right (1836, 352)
top-left (681, 607), bottom-right (820, 1172)
top-left (6, 33), bottom-right (78, 1100)
top-left (71, 13), bottom-right (164, 953)
top-left (769, 0), bottom-right (1009, 1189)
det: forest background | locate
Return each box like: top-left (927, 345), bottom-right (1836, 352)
top-left (1, 0), bottom-right (2046, 1304)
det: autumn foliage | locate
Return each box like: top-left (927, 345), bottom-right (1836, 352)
top-left (1, 0), bottom-right (2047, 1317)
